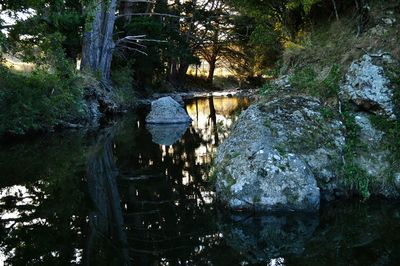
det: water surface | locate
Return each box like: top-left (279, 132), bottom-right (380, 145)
top-left (1, 96), bottom-right (399, 265)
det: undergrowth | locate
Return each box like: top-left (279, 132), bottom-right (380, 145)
top-left (0, 65), bottom-right (85, 135)
top-left (342, 107), bottom-right (372, 199)
top-left (111, 66), bottom-right (136, 107)
top-left (289, 64), bottom-right (341, 100)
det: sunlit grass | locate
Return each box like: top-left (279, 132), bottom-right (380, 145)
top-left (3, 55), bottom-right (35, 72)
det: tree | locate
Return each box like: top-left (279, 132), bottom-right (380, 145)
top-left (2, 0), bottom-right (83, 66)
top-left (80, 0), bottom-right (118, 82)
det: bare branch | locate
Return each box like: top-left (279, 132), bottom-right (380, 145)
top-left (117, 35), bottom-right (167, 44)
top-left (115, 46), bottom-right (148, 56)
top-left (117, 13), bottom-right (183, 19)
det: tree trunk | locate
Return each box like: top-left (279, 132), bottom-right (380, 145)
top-left (331, 0), bottom-right (339, 21)
top-left (84, 128), bottom-right (130, 265)
top-left (355, 0), bottom-right (369, 36)
top-left (177, 62), bottom-right (189, 88)
top-left (208, 96), bottom-right (219, 145)
top-left (81, 0), bottom-right (118, 82)
top-left (119, 0), bottom-right (134, 22)
top-left (207, 58), bottom-right (216, 85)
top-left (168, 60), bottom-right (189, 88)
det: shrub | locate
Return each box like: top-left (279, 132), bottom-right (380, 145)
top-left (342, 108), bottom-right (372, 199)
top-left (288, 64), bottom-right (341, 100)
top-left (111, 66), bottom-right (136, 106)
top-left (0, 65), bottom-right (84, 135)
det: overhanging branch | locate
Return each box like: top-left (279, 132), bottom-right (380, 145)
top-left (117, 13), bottom-right (183, 19)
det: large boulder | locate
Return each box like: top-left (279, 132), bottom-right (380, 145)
top-left (341, 54), bottom-right (396, 119)
top-left (214, 96), bottom-right (346, 211)
top-left (340, 54), bottom-right (400, 198)
top-left (146, 96), bottom-right (192, 124)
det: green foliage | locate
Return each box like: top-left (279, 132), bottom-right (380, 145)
top-left (259, 80), bottom-right (278, 96)
top-left (343, 161), bottom-right (370, 199)
top-left (320, 106), bottom-right (336, 120)
top-left (0, 65), bottom-right (85, 135)
top-left (289, 64), bottom-right (341, 100)
top-left (370, 116), bottom-right (400, 180)
top-left (0, 19), bottom-right (6, 57)
top-left (287, 0), bottom-right (322, 13)
top-left (0, 131), bottom-right (89, 264)
top-left (289, 67), bottom-right (317, 91)
top-left (6, 0), bottom-right (83, 64)
top-left (111, 65), bottom-right (136, 106)
top-left (342, 109), bottom-right (372, 199)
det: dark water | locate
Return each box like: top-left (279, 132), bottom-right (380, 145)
top-left (0, 96), bottom-right (399, 266)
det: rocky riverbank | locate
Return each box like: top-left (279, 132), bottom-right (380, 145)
top-left (213, 53), bottom-right (400, 212)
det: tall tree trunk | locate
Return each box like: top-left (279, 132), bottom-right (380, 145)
top-left (84, 128), bottom-right (131, 265)
top-left (177, 62), bottom-right (189, 87)
top-left (119, 0), bottom-right (134, 22)
top-left (208, 96), bottom-right (219, 145)
top-left (207, 58), bottom-right (216, 85)
top-left (81, 0), bottom-right (118, 82)
top-left (331, 0), bottom-right (339, 21)
top-left (168, 60), bottom-right (189, 88)
top-left (355, 0), bottom-right (369, 36)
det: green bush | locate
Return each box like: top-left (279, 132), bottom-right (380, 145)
top-left (111, 66), bottom-right (136, 106)
top-left (289, 64), bottom-right (341, 100)
top-left (0, 65), bottom-right (84, 135)
top-left (259, 80), bottom-right (277, 96)
top-left (289, 67), bottom-right (317, 92)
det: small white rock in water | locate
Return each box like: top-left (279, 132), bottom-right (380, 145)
top-left (146, 96), bottom-right (192, 124)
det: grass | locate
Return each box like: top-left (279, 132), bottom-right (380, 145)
top-left (279, 1), bottom-right (400, 100)
top-left (369, 116), bottom-right (400, 181)
top-left (342, 108), bottom-right (373, 199)
top-left (288, 64), bottom-right (341, 100)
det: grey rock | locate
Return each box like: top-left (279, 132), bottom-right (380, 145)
top-left (341, 54), bottom-right (396, 119)
top-left (214, 96), bottom-right (347, 211)
top-left (152, 93), bottom-right (185, 106)
top-left (146, 96), bottom-right (192, 124)
top-left (355, 114), bottom-right (384, 144)
top-left (353, 113), bottom-right (400, 198)
top-left (395, 173), bottom-right (400, 190)
top-left (382, 17), bottom-right (396, 26)
top-left (370, 25), bottom-right (388, 36)
top-left (146, 123), bottom-right (190, 146)
top-left (273, 75), bottom-right (291, 90)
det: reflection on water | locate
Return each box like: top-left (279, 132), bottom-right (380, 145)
top-left (146, 123), bottom-right (190, 146)
top-left (1, 96), bottom-right (400, 265)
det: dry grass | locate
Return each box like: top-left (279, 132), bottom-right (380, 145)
top-left (3, 55), bottom-right (35, 72)
top-left (282, 1), bottom-right (400, 76)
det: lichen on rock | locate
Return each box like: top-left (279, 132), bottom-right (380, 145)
top-left (146, 96), bottom-right (192, 124)
top-left (214, 96), bottom-right (347, 211)
top-left (341, 54), bottom-right (396, 119)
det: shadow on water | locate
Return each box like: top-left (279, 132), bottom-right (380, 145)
top-left (85, 127), bottom-right (130, 265)
top-left (1, 96), bottom-right (400, 265)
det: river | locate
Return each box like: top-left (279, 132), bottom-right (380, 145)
top-left (0, 96), bottom-right (399, 265)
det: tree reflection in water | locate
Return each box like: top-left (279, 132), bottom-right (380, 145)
top-left (1, 96), bottom-right (399, 265)
top-left (0, 133), bottom-right (89, 265)
top-left (85, 128), bottom-right (131, 265)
